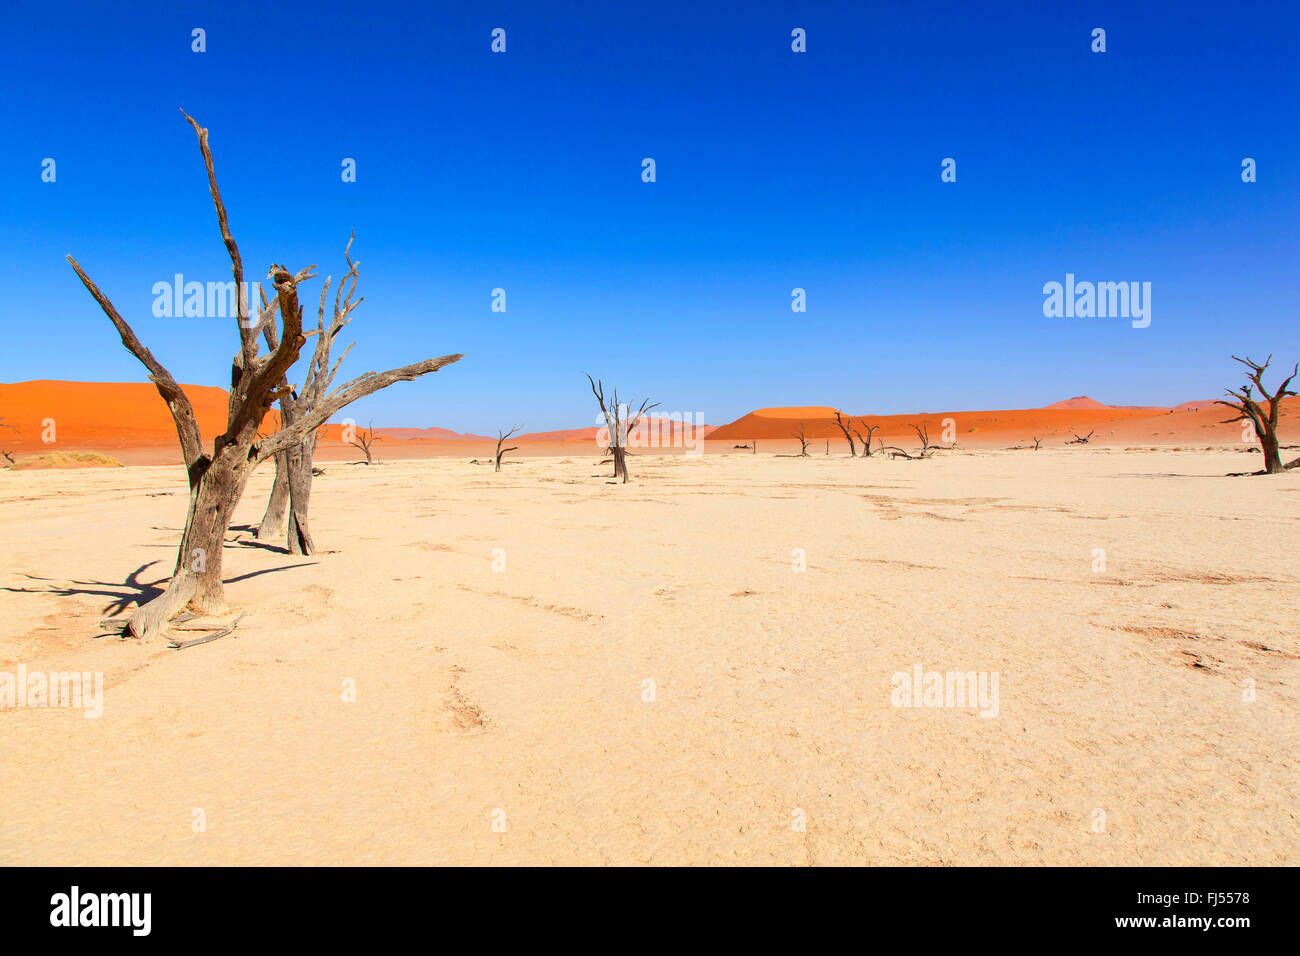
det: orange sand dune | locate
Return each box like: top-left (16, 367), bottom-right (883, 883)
top-left (0, 380), bottom-right (234, 444)
top-left (512, 426), bottom-right (602, 443)
top-left (707, 398), bottom-right (1300, 449)
top-left (0, 381), bottom-right (383, 465)
top-left (1044, 395), bottom-right (1111, 410)
top-left (4, 381), bottom-right (1296, 466)
top-left (378, 426), bottom-right (493, 441)
top-left (516, 420), bottom-right (716, 444)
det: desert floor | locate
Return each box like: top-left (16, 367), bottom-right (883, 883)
top-left (1, 448), bottom-right (1296, 865)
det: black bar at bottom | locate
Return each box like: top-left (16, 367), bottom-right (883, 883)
top-left (0, 866), bottom-right (1280, 942)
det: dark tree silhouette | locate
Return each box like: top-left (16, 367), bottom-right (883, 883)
top-left (1216, 354), bottom-right (1298, 474)
top-left (495, 425), bottom-right (522, 472)
top-left (853, 420), bottom-right (880, 458)
top-left (832, 411), bottom-right (857, 456)
top-left (349, 421), bottom-right (381, 465)
top-left (0, 418), bottom-right (16, 465)
top-left (792, 422), bottom-right (810, 457)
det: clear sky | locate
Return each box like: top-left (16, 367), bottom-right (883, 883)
top-left (2, 0), bottom-right (1297, 432)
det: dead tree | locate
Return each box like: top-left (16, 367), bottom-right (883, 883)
top-left (910, 423), bottom-right (933, 456)
top-left (0, 418), bottom-right (15, 465)
top-left (853, 420), bottom-right (880, 457)
top-left (880, 424), bottom-right (934, 461)
top-left (792, 422), bottom-right (810, 456)
top-left (1215, 354), bottom-right (1299, 474)
top-left (880, 445), bottom-right (919, 459)
top-left (255, 234), bottom-right (365, 553)
top-left (585, 375), bottom-right (657, 482)
top-left (495, 425), bottom-right (522, 472)
top-left (1067, 430), bottom-right (1095, 445)
top-left (349, 421), bottom-right (381, 465)
top-left (831, 411), bottom-right (857, 456)
top-left (1032, 437), bottom-right (1041, 451)
top-left (67, 111), bottom-right (462, 640)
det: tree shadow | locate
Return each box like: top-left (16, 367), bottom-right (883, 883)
top-left (224, 564), bottom-right (317, 584)
top-left (1, 561), bottom-right (168, 617)
top-left (229, 536), bottom-right (289, 555)
top-left (1, 560), bottom-right (318, 618)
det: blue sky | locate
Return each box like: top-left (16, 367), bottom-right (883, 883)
top-left (2, 0), bottom-right (1297, 432)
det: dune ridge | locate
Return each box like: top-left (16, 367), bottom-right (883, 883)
top-left (2, 380), bottom-right (1296, 465)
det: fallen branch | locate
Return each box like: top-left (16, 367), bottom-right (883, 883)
top-left (168, 613), bottom-right (246, 650)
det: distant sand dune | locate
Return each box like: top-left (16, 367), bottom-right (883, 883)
top-left (1, 380), bottom-right (1296, 465)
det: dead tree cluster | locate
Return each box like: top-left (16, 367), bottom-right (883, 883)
top-left (880, 422), bottom-right (936, 460)
top-left (69, 111), bottom-right (462, 640)
top-left (781, 412), bottom-right (885, 459)
top-left (1216, 354), bottom-right (1298, 474)
top-left (585, 375), bottom-right (657, 482)
top-left (853, 421), bottom-right (880, 457)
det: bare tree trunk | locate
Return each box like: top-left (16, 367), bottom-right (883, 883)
top-left (585, 375), bottom-right (655, 485)
top-left (1260, 431), bottom-right (1283, 473)
top-left (910, 423), bottom-right (933, 457)
top-left (853, 423), bottom-right (879, 457)
top-left (68, 112), bottom-right (463, 640)
top-left (494, 425), bottom-right (521, 472)
top-left (793, 423), bottom-right (810, 456)
top-left (1213, 354), bottom-right (1298, 475)
top-left (348, 420), bottom-right (379, 464)
top-left (137, 424), bottom-right (260, 639)
top-left (832, 411), bottom-right (857, 456)
top-left (287, 432), bottom-right (319, 555)
top-left (256, 452), bottom-right (290, 539)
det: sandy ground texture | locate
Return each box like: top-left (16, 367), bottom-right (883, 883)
top-left (1, 449), bottom-right (1297, 865)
